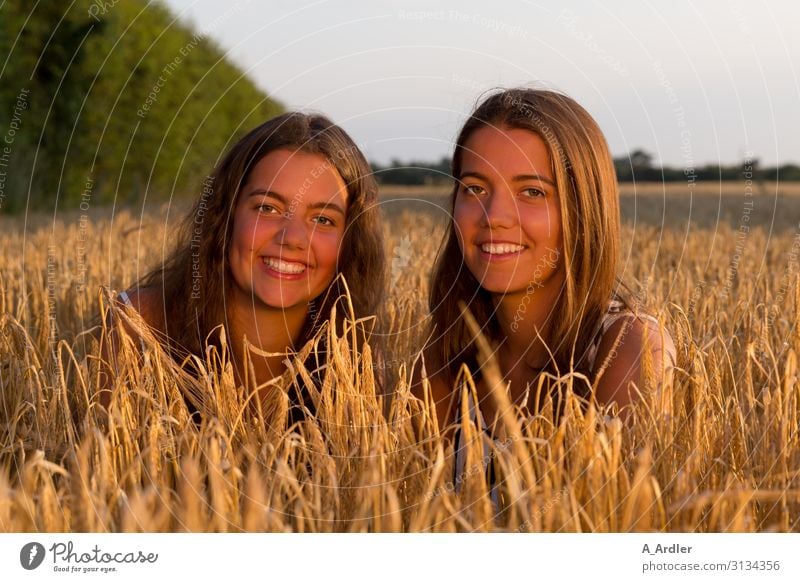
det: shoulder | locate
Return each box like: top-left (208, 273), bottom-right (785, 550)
top-left (114, 287), bottom-right (165, 333)
top-left (591, 311), bottom-right (675, 409)
top-left (97, 287), bottom-right (166, 408)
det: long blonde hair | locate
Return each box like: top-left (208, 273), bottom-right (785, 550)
top-left (429, 88), bottom-right (621, 382)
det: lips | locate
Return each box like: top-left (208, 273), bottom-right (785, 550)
top-left (260, 256), bottom-right (311, 280)
top-left (473, 239), bottom-right (528, 265)
top-left (480, 242), bottom-right (526, 255)
top-left (263, 257), bottom-right (306, 274)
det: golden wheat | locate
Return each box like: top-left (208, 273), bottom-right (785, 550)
top-left (0, 191), bottom-right (798, 532)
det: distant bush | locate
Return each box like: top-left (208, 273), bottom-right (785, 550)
top-left (373, 157), bottom-right (452, 186)
top-left (371, 150), bottom-right (799, 186)
top-left (0, 0), bottom-right (282, 212)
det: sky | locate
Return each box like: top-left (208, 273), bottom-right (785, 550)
top-left (162, 0), bottom-right (800, 168)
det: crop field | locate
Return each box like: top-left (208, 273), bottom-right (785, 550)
top-left (1, 182), bottom-right (799, 532)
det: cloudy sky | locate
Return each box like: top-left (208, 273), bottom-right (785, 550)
top-left (162, 0), bottom-right (800, 168)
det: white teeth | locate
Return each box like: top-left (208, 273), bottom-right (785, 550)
top-left (481, 243), bottom-right (525, 255)
top-left (264, 257), bottom-right (306, 274)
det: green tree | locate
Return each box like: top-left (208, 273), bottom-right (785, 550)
top-left (0, 0), bottom-right (283, 213)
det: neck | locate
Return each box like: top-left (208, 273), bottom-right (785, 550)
top-left (226, 289), bottom-right (310, 387)
top-left (491, 277), bottom-right (564, 368)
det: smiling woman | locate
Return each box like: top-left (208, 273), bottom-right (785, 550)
top-left (227, 149), bottom-right (351, 364)
top-left (100, 112), bottom-right (385, 421)
top-left (417, 88), bottom-right (676, 432)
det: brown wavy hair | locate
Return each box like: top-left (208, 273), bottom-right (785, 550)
top-left (428, 88), bottom-right (621, 384)
top-left (137, 111), bottom-right (385, 364)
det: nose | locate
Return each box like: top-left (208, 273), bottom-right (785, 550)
top-left (481, 186), bottom-right (516, 230)
top-left (278, 212), bottom-right (309, 249)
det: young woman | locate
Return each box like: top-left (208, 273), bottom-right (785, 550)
top-left (101, 112), bottom-right (385, 419)
top-left (417, 88), bottom-right (675, 431)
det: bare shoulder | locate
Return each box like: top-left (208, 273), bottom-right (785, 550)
top-left (115, 287), bottom-right (166, 333)
top-left (591, 314), bottom-right (675, 410)
top-left (97, 287), bottom-right (166, 408)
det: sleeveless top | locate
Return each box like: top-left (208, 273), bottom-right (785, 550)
top-left (116, 290), bottom-right (148, 352)
top-left (115, 290), bottom-right (317, 425)
top-left (118, 290), bottom-right (134, 309)
top-left (452, 299), bottom-right (671, 506)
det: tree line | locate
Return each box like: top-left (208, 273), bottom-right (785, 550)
top-left (372, 149), bottom-right (800, 186)
top-left (2, 1), bottom-right (795, 213)
top-left (0, 0), bottom-right (282, 213)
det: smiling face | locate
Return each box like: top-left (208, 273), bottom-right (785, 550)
top-left (453, 124), bottom-right (564, 298)
top-left (228, 149), bottom-right (348, 311)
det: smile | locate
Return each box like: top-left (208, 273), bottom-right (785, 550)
top-left (262, 257), bottom-right (307, 275)
top-left (480, 243), bottom-right (526, 255)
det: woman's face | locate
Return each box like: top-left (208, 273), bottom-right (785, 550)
top-left (453, 125), bottom-right (564, 298)
top-left (228, 149), bottom-right (348, 311)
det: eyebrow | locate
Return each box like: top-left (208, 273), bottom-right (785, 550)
top-left (247, 189), bottom-right (346, 215)
top-left (458, 171), bottom-right (556, 187)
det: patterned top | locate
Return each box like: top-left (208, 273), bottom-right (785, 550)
top-left (118, 290), bottom-right (133, 308)
top-left (116, 290), bottom-right (148, 352)
top-left (583, 299), bottom-right (662, 372)
top-left (452, 298), bottom-right (672, 506)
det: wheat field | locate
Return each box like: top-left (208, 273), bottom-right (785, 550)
top-left (1, 184), bottom-right (799, 532)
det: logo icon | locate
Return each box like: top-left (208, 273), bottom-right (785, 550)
top-left (20, 542), bottom-right (46, 570)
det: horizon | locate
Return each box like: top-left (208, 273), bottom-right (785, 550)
top-left (367, 153), bottom-right (799, 170)
top-left (161, 0), bottom-right (800, 168)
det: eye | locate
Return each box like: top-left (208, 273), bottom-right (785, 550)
top-left (461, 184), bottom-right (486, 196)
top-left (256, 203), bottom-right (279, 214)
top-left (312, 215), bottom-right (336, 227)
top-left (521, 187), bottom-right (546, 198)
